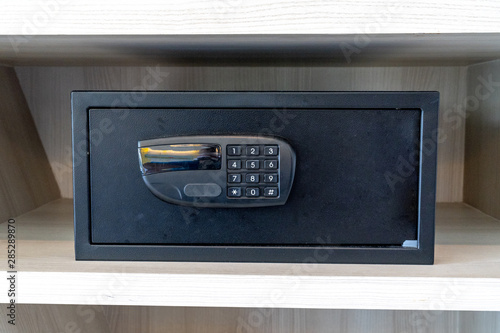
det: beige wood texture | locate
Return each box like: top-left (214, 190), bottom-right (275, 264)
top-left (1, 304), bottom-right (499, 333)
top-left (1, 200), bottom-right (499, 310)
top-left (15, 66), bottom-right (467, 201)
top-left (464, 59), bottom-right (500, 220)
top-left (3, 35), bottom-right (500, 66)
top-left (3, 1), bottom-right (500, 35)
top-left (0, 66), bottom-right (59, 223)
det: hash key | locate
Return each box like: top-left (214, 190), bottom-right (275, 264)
top-left (264, 187), bottom-right (279, 197)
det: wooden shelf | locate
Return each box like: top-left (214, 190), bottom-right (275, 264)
top-left (1, 199), bottom-right (499, 310)
top-left (3, 1), bottom-right (500, 66)
top-left (3, 1), bottom-right (500, 35)
top-left (3, 34), bottom-right (500, 66)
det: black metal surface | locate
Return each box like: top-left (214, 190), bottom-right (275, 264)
top-left (72, 91), bottom-right (438, 264)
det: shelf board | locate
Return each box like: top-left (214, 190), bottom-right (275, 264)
top-left (1, 199), bottom-right (500, 310)
top-left (3, 34), bottom-right (500, 66)
top-left (2, 2), bottom-right (500, 66)
top-left (3, 1), bottom-right (500, 35)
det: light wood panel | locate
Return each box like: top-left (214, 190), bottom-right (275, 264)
top-left (464, 59), bottom-right (500, 220)
top-left (15, 66), bottom-right (467, 201)
top-left (3, 35), bottom-right (500, 66)
top-left (1, 200), bottom-right (499, 310)
top-left (0, 66), bottom-right (59, 223)
top-left (3, 1), bottom-right (500, 35)
top-left (1, 304), bottom-right (499, 333)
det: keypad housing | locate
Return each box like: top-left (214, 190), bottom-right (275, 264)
top-left (138, 135), bottom-right (296, 208)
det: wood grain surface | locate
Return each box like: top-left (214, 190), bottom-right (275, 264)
top-left (464, 59), bottom-right (500, 220)
top-left (3, 35), bottom-right (500, 66)
top-left (0, 66), bottom-right (59, 222)
top-left (0, 200), bottom-right (499, 310)
top-left (1, 304), bottom-right (499, 333)
top-left (3, 1), bottom-right (500, 35)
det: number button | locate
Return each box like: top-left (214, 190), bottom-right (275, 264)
top-left (264, 174), bottom-right (278, 183)
top-left (264, 187), bottom-right (279, 197)
top-left (246, 174), bottom-right (260, 183)
top-left (246, 146), bottom-right (260, 156)
top-left (246, 160), bottom-right (260, 169)
top-left (246, 187), bottom-right (260, 197)
top-left (228, 160), bottom-right (241, 169)
top-left (228, 187), bottom-right (242, 197)
top-left (264, 160), bottom-right (278, 169)
top-left (227, 145), bottom-right (241, 156)
top-left (228, 174), bottom-right (241, 183)
top-left (264, 146), bottom-right (278, 156)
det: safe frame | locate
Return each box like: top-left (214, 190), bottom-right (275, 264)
top-left (72, 91), bottom-right (438, 264)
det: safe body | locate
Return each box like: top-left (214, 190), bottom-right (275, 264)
top-left (72, 91), bottom-right (438, 264)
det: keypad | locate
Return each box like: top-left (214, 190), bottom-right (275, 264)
top-left (226, 144), bottom-right (280, 199)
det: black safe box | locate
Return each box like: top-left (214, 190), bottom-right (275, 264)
top-left (72, 91), bottom-right (438, 264)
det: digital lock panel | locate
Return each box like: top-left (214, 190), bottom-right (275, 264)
top-left (138, 136), bottom-right (296, 207)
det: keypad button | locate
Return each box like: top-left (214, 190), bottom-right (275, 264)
top-left (227, 145), bottom-right (241, 156)
top-left (264, 173), bottom-right (278, 183)
top-left (228, 160), bottom-right (241, 169)
top-left (264, 160), bottom-right (278, 169)
top-left (246, 160), bottom-right (260, 169)
top-left (246, 146), bottom-right (260, 156)
top-left (228, 187), bottom-right (242, 197)
top-left (264, 187), bottom-right (279, 197)
top-left (228, 174), bottom-right (241, 183)
top-left (246, 187), bottom-right (260, 197)
top-left (246, 174), bottom-right (260, 183)
top-left (264, 146), bottom-right (278, 156)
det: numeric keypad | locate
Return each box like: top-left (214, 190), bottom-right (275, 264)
top-left (226, 144), bottom-right (280, 199)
